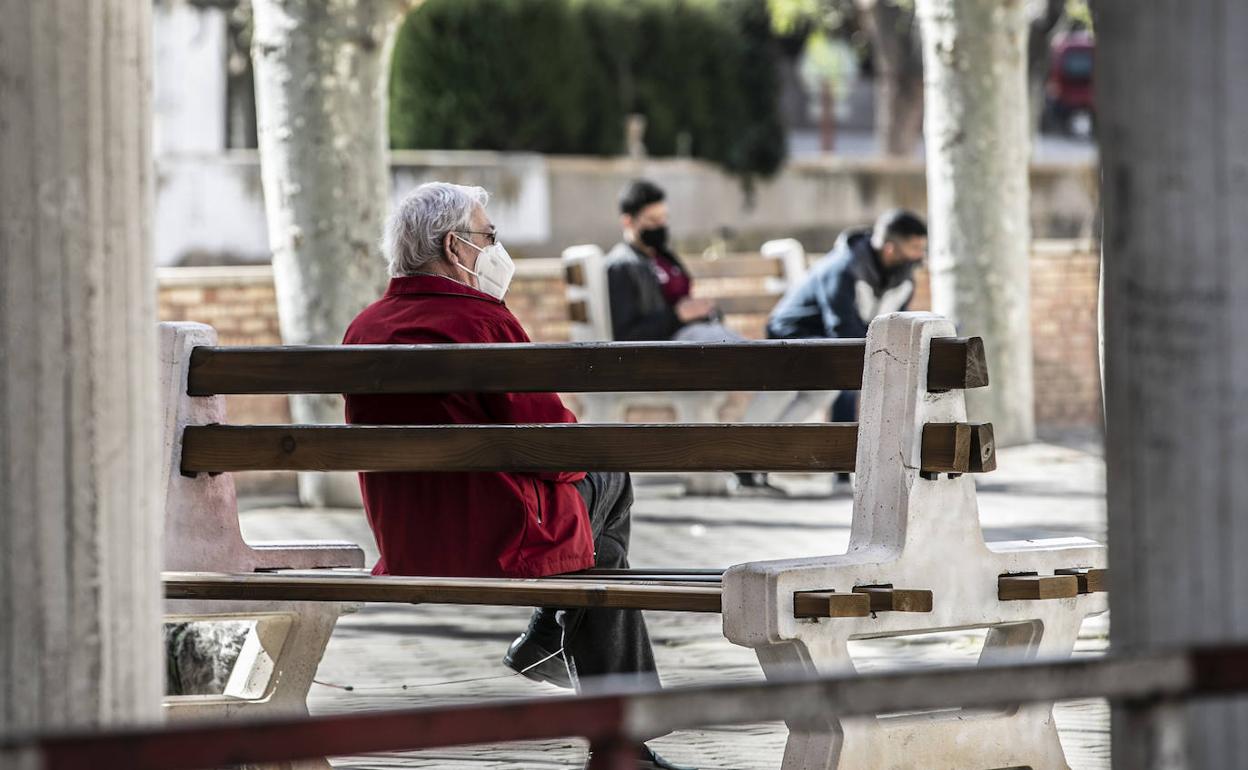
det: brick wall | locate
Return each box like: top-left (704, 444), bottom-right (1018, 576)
top-left (158, 241), bottom-right (1103, 437)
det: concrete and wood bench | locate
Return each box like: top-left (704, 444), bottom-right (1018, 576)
top-left (160, 311), bottom-right (1105, 770)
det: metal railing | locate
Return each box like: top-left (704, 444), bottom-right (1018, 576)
top-left (5, 643), bottom-right (1248, 770)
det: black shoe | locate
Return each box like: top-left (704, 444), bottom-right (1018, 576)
top-left (583, 744), bottom-right (698, 770)
top-left (503, 629), bottom-right (573, 689)
top-left (734, 472), bottom-right (787, 498)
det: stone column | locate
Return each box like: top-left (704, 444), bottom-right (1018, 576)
top-left (1099, 1), bottom-right (1248, 767)
top-left (0, 0), bottom-right (162, 731)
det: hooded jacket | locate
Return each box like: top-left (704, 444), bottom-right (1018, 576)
top-left (766, 228), bottom-right (916, 340)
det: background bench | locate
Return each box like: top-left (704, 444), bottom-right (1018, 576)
top-left (561, 239), bottom-right (809, 494)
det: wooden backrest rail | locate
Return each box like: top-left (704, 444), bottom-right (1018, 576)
top-left (179, 422), bottom-right (996, 475)
top-left (185, 337), bottom-right (987, 396)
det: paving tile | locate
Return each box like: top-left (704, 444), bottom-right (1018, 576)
top-left (238, 439), bottom-right (1109, 769)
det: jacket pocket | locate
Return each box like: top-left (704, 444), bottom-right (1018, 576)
top-left (529, 477), bottom-right (543, 524)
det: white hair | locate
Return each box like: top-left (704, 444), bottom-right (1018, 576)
top-left (383, 182), bottom-right (490, 277)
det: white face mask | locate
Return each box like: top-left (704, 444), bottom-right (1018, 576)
top-left (452, 233), bottom-right (516, 300)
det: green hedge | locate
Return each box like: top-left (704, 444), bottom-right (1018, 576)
top-left (389, 0), bottom-right (786, 180)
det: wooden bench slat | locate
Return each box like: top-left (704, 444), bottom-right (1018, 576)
top-left (927, 335), bottom-right (989, 390)
top-left (585, 567), bottom-right (725, 577)
top-left (181, 423), bottom-right (861, 474)
top-left (712, 294), bottom-right (783, 315)
top-left (185, 338), bottom-right (986, 396)
top-left (1056, 568), bottom-right (1107, 594)
top-left (542, 573), bottom-right (723, 584)
top-left (997, 574), bottom-right (1080, 601)
top-left (567, 300), bottom-right (590, 323)
top-left (920, 423), bottom-right (971, 473)
top-left (683, 258), bottom-right (786, 279)
top-left (164, 572), bottom-right (723, 613)
top-left (164, 573), bottom-right (862, 619)
top-left (920, 423), bottom-right (996, 474)
top-left (851, 586), bottom-right (935, 613)
top-left (180, 421), bottom-right (992, 475)
top-left (793, 591), bottom-right (872, 618)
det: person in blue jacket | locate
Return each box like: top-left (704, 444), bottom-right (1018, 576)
top-left (737, 209), bottom-right (927, 493)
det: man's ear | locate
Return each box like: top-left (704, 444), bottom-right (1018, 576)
top-left (443, 231), bottom-right (458, 262)
top-left (879, 241), bottom-right (895, 265)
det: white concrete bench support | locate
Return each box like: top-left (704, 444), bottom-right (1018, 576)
top-left (722, 313), bottom-right (1107, 770)
top-left (160, 322), bottom-right (365, 739)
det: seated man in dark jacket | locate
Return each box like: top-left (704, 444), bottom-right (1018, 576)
top-left (605, 179), bottom-right (737, 342)
top-left (344, 182), bottom-right (693, 770)
top-left (737, 209), bottom-right (927, 491)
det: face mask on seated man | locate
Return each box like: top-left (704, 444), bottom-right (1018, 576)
top-left (451, 232), bottom-right (516, 300)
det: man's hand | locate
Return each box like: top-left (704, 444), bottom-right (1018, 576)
top-left (676, 296), bottom-right (715, 322)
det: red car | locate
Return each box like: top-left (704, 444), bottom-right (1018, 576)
top-left (1043, 31), bottom-right (1095, 136)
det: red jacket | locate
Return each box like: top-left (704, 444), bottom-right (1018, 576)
top-left (342, 274), bottom-right (594, 578)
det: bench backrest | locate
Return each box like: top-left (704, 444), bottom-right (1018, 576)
top-left (161, 315), bottom-right (992, 580)
top-left (174, 333), bottom-right (992, 477)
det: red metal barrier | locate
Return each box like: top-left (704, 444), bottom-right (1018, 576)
top-left (6, 644), bottom-right (1248, 770)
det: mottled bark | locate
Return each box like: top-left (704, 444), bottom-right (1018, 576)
top-left (917, 0), bottom-right (1035, 445)
top-left (857, 0), bottom-right (925, 156)
top-left (251, 0), bottom-right (411, 506)
top-left (1099, 1), bottom-right (1248, 767)
top-left (0, 0), bottom-right (162, 730)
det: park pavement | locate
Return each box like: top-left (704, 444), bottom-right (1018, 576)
top-left (238, 433), bottom-right (1109, 769)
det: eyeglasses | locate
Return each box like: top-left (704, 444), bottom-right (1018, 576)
top-left (457, 229), bottom-right (498, 246)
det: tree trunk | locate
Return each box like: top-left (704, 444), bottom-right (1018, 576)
top-left (859, 0), bottom-right (925, 156)
top-left (0, 0), bottom-right (162, 730)
top-left (251, 0), bottom-right (409, 507)
top-left (1026, 0), bottom-right (1065, 138)
top-left (916, 0), bottom-right (1035, 446)
top-left (1099, 2), bottom-right (1248, 767)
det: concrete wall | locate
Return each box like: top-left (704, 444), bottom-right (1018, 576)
top-left (153, 1), bottom-right (227, 155)
top-left (154, 149), bottom-right (1099, 266)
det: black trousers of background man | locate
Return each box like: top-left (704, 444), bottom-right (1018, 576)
top-left (526, 471), bottom-right (660, 691)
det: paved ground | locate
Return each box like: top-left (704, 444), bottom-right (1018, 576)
top-left (239, 435), bottom-right (1109, 769)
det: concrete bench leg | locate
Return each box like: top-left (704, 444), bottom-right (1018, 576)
top-left (165, 600), bottom-right (357, 769)
top-left (160, 322), bottom-right (367, 770)
top-left (742, 612), bottom-right (1078, 770)
top-left (755, 641), bottom-right (841, 770)
top-left (164, 600), bottom-right (355, 722)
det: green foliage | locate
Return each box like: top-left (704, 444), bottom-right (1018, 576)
top-left (1066, 0), bottom-right (1093, 32)
top-left (389, 0), bottom-right (786, 180)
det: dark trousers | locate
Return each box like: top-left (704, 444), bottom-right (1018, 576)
top-left (527, 471), bottom-right (660, 692)
top-left (831, 390), bottom-right (859, 482)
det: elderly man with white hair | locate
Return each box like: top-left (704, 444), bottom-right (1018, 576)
top-left (343, 183), bottom-right (693, 770)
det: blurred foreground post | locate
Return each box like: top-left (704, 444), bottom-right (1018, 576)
top-left (1100, 1), bottom-right (1248, 767)
top-left (0, 0), bottom-right (162, 731)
